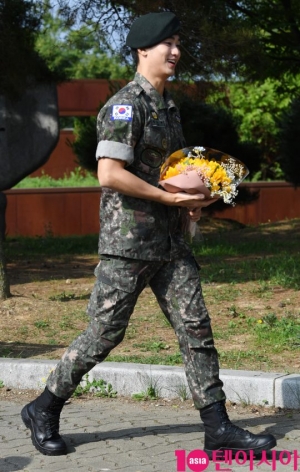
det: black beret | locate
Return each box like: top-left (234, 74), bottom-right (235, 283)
top-left (126, 12), bottom-right (181, 49)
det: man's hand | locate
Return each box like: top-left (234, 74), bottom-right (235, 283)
top-left (97, 158), bottom-right (219, 209)
top-left (171, 191), bottom-right (219, 209)
top-left (188, 207), bottom-right (202, 222)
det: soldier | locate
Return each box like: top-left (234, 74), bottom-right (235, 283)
top-left (21, 11), bottom-right (276, 458)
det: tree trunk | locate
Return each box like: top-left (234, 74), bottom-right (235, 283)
top-left (0, 236), bottom-right (11, 300)
top-left (0, 193), bottom-right (11, 299)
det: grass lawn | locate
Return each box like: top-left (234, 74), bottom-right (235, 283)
top-left (1, 217), bottom-right (299, 374)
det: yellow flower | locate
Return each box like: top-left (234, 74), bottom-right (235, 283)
top-left (160, 146), bottom-right (247, 205)
top-left (164, 166), bottom-right (181, 179)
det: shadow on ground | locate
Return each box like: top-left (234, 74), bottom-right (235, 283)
top-left (0, 341), bottom-right (66, 359)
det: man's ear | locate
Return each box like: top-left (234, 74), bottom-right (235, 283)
top-left (137, 48), bottom-right (148, 57)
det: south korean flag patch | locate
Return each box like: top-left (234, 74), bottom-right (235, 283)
top-left (111, 105), bottom-right (133, 121)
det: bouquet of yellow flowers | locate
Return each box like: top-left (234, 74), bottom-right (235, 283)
top-left (159, 146), bottom-right (249, 240)
top-left (159, 146), bottom-right (249, 204)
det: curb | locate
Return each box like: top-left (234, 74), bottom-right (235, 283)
top-left (0, 358), bottom-right (299, 409)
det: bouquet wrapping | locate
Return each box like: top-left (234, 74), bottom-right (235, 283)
top-left (159, 146), bottom-right (249, 239)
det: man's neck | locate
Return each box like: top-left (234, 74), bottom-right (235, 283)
top-left (136, 67), bottom-right (166, 96)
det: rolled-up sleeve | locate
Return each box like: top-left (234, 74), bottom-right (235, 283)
top-left (96, 98), bottom-right (141, 166)
top-left (96, 140), bottom-right (134, 165)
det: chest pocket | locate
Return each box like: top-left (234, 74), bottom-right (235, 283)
top-left (137, 123), bottom-right (167, 170)
top-left (170, 112), bottom-right (186, 149)
top-left (144, 124), bottom-right (168, 152)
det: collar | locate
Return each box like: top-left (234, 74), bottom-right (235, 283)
top-left (133, 72), bottom-right (177, 111)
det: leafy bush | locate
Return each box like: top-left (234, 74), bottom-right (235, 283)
top-left (179, 98), bottom-right (262, 177)
top-left (178, 97), bottom-right (260, 212)
top-left (278, 98), bottom-right (300, 186)
top-left (205, 78), bottom-right (300, 180)
top-left (71, 117), bottom-right (98, 173)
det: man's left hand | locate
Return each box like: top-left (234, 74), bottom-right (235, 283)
top-left (188, 207), bottom-right (202, 222)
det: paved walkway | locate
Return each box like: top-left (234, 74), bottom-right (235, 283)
top-left (1, 394), bottom-right (299, 472)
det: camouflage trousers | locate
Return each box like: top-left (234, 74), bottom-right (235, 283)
top-left (47, 254), bottom-right (225, 409)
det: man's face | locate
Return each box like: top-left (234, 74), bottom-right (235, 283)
top-left (145, 35), bottom-right (181, 78)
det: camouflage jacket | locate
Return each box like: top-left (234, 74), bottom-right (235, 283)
top-left (96, 72), bottom-right (191, 261)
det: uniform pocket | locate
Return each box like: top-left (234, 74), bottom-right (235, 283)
top-left (88, 259), bottom-right (141, 326)
top-left (192, 256), bottom-right (201, 271)
top-left (144, 124), bottom-right (167, 152)
top-left (95, 258), bottom-right (141, 293)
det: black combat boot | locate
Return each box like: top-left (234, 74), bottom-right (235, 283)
top-left (21, 387), bottom-right (67, 456)
top-left (200, 400), bottom-right (276, 458)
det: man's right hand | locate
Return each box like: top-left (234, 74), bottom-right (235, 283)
top-left (98, 158), bottom-right (218, 208)
top-left (164, 191), bottom-right (219, 208)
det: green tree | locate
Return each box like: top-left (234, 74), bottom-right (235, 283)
top-left (35, 8), bottom-right (132, 80)
top-left (278, 98), bottom-right (300, 186)
top-left (206, 76), bottom-right (300, 180)
top-left (225, 0), bottom-right (300, 80)
top-left (53, 0), bottom-right (300, 183)
top-left (0, 0), bottom-right (55, 98)
top-left (1, 0), bottom-right (45, 299)
top-left (0, 0), bottom-right (59, 299)
top-left (56, 0), bottom-right (300, 81)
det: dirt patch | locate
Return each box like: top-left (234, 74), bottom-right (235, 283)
top-left (1, 218), bottom-right (299, 373)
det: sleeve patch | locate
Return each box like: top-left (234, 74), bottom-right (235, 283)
top-left (111, 105), bottom-right (133, 121)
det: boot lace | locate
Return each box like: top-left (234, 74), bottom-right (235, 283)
top-left (46, 413), bottom-right (60, 436)
top-left (215, 401), bottom-right (231, 424)
top-left (216, 402), bottom-right (251, 435)
top-left (43, 402), bottom-right (64, 438)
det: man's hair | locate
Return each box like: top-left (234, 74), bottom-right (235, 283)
top-left (131, 49), bottom-right (139, 67)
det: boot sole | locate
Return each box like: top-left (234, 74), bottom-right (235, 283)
top-left (21, 405), bottom-right (67, 456)
top-left (204, 437), bottom-right (277, 459)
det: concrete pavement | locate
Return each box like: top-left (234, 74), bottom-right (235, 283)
top-left (0, 359), bottom-right (300, 472)
top-left (1, 394), bottom-right (300, 472)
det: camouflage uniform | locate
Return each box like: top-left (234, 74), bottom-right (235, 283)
top-left (47, 73), bottom-right (225, 409)
top-left (96, 72), bottom-right (189, 261)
